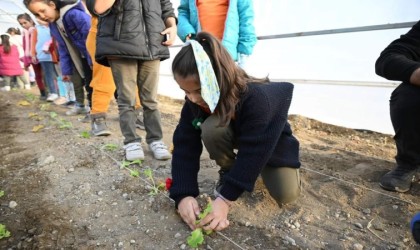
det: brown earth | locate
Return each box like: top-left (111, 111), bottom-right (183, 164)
top-left (0, 88), bottom-right (419, 250)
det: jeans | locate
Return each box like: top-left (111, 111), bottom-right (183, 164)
top-left (200, 114), bottom-right (301, 205)
top-left (390, 83), bottom-right (420, 170)
top-left (109, 59), bottom-right (163, 145)
top-left (39, 61), bottom-right (58, 94)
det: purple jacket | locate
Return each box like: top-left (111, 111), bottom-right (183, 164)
top-left (49, 2), bottom-right (91, 76)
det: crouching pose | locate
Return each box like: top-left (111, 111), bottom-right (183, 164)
top-left (169, 32), bottom-right (301, 232)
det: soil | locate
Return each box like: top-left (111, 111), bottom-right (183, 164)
top-left (0, 89), bottom-right (419, 250)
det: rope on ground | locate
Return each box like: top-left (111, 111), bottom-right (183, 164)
top-left (301, 166), bottom-right (418, 206)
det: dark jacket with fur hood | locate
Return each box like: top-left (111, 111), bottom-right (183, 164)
top-left (86, 0), bottom-right (176, 66)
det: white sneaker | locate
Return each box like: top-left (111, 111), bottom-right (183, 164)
top-left (46, 93), bottom-right (59, 102)
top-left (149, 141), bottom-right (171, 160)
top-left (24, 84), bottom-right (31, 90)
top-left (0, 86), bottom-right (11, 92)
top-left (124, 142), bottom-right (144, 161)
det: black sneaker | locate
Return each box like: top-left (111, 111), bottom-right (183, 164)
top-left (380, 166), bottom-right (417, 192)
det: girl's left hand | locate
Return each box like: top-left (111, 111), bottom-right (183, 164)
top-left (198, 198), bottom-right (230, 231)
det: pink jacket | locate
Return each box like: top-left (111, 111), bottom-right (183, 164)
top-left (0, 45), bottom-right (23, 76)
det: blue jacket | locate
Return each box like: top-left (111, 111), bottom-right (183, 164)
top-left (49, 2), bottom-right (91, 76)
top-left (177, 0), bottom-right (257, 61)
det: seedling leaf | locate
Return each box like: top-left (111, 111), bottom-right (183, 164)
top-left (25, 93), bottom-right (36, 101)
top-left (39, 103), bottom-right (50, 111)
top-left (0, 224), bottom-right (11, 239)
top-left (187, 229), bottom-right (204, 248)
top-left (127, 168), bottom-right (139, 177)
top-left (80, 131), bottom-right (91, 138)
top-left (0, 190), bottom-right (4, 198)
top-left (49, 112), bottom-right (58, 118)
top-left (102, 144), bottom-right (118, 151)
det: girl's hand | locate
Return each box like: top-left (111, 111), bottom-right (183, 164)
top-left (62, 75), bottom-right (71, 82)
top-left (177, 197), bottom-right (201, 230)
top-left (198, 198), bottom-right (230, 231)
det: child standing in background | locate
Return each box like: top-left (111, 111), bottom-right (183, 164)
top-left (24, 0), bottom-right (93, 118)
top-left (177, 0), bottom-right (257, 69)
top-left (0, 33), bottom-right (30, 91)
top-left (86, 0), bottom-right (176, 160)
top-left (17, 13), bottom-right (47, 99)
top-left (32, 18), bottom-right (59, 102)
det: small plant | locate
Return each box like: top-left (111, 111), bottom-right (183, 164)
top-left (25, 93), bottom-right (36, 102)
top-left (101, 143), bottom-right (118, 151)
top-left (122, 160), bottom-right (142, 177)
top-left (80, 131), bottom-right (91, 139)
top-left (0, 190), bottom-right (4, 198)
top-left (0, 224), bottom-right (11, 239)
top-left (143, 168), bottom-right (165, 196)
top-left (47, 112), bottom-right (72, 129)
top-left (57, 118), bottom-right (72, 129)
top-left (39, 103), bottom-right (50, 111)
top-left (187, 198), bottom-right (213, 248)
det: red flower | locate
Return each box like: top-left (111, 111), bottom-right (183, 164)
top-left (165, 178), bottom-right (173, 190)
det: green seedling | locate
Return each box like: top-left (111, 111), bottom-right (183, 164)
top-left (101, 143), bottom-right (118, 151)
top-left (0, 190), bottom-right (4, 198)
top-left (49, 112), bottom-right (58, 118)
top-left (48, 112), bottom-right (72, 129)
top-left (143, 168), bottom-right (165, 196)
top-left (187, 199), bottom-right (213, 248)
top-left (25, 93), bottom-right (36, 102)
top-left (57, 118), bottom-right (72, 129)
top-left (39, 103), bottom-right (50, 111)
top-left (122, 160), bottom-right (142, 177)
top-left (0, 224), bottom-right (10, 239)
top-left (80, 131), bottom-right (91, 139)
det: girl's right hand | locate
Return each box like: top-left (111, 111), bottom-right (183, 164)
top-left (177, 196), bottom-right (201, 230)
top-left (62, 75), bottom-right (71, 82)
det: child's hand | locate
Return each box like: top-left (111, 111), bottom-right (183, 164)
top-left (177, 197), bottom-right (201, 230)
top-left (62, 75), bottom-right (71, 82)
top-left (198, 198), bottom-right (230, 231)
top-left (161, 26), bottom-right (177, 46)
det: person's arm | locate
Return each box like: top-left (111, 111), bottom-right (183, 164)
top-left (375, 20), bottom-right (420, 86)
top-left (169, 101), bottom-right (204, 207)
top-left (236, 0), bottom-right (257, 56)
top-left (93, 0), bottom-right (115, 14)
top-left (66, 8), bottom-right (93, 67)
top-left (30, 27), bottom-right (37, 63)
top-left (161, 16), bottom-right (177, 46)
top-left (177, 0), bottom-right (197, 42)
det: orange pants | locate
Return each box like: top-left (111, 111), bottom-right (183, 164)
top-left (86, 17), bottom-right (140, 115)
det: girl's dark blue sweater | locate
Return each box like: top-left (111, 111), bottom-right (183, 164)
top-left (169, 82), bottom-right (300, 206)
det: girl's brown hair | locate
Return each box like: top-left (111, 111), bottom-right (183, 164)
top-left (1, 35), bottom-right (11, 54)
top-left (172, 31), bottom-right (269, 126)
top-left (16, 13), bottom-right (35, 25)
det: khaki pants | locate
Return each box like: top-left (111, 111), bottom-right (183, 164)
top-left (201, 114), bottom-right (301, 205)
top-left (109, 58), bottom-right (163, 145)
